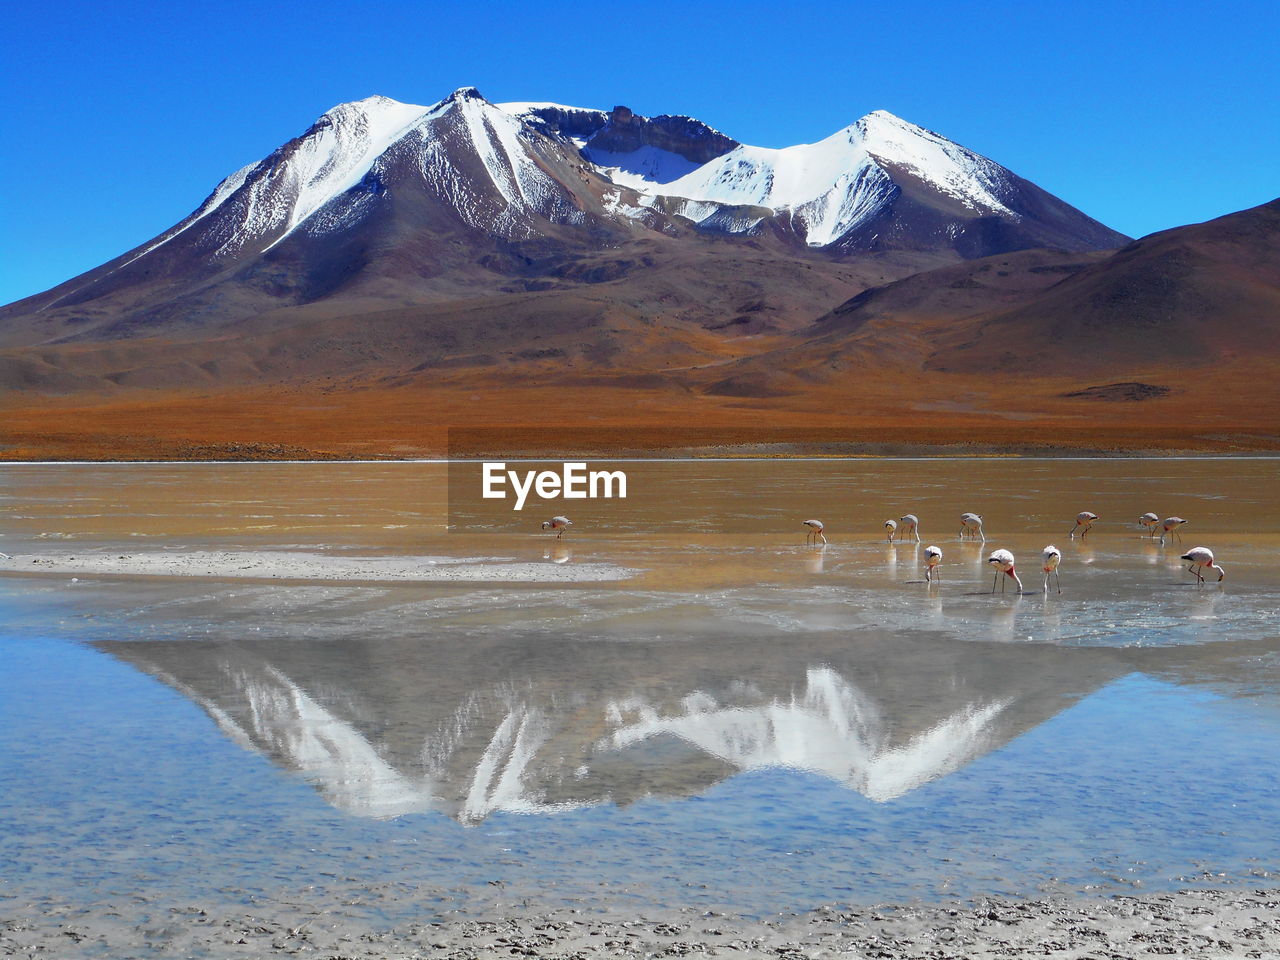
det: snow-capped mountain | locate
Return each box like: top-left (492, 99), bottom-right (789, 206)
top-left (5, 87), bottom-right (1124, 326)
top-left (0, 85), bottom-right (1140, 403)
top-left (145, 87), bottom-right (1121, 259)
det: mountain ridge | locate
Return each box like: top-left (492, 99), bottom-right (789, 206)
top-left (1, 87), bottom-right (1126, 326)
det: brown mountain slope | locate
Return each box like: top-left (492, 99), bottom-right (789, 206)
top-left (702, 198), bottom-right (1280, 397)
top-left (696, 248), bottom-right (1113, 398)
top-left (0, 239), bottom-right (948, 394)
top-left (926, 196), bottom-right (1280, 373)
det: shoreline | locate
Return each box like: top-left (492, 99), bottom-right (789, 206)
top-left (3, 886), bottom-right (1276, 958)
top-left (0, 550), bottom-right (636, 584)
top-left (5, 446), bottom-right (1280, 463)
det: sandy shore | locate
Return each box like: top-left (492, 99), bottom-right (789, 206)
top-left (2, 887), bottom-right (1277, 958)
top-left (0, 549), bottom-right (636, 583)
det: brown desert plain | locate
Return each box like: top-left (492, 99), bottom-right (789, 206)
top-left (4, 358), bottom-right (1280, 462)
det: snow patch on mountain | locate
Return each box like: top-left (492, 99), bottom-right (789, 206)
top-left (433, 95), bottom-right (585, 237)
top-left (856, 110), bottom-right (1013, 217)
top-left (584, 145), bottom-right (703, 187)
top-left (260, 96), bottom-right (439, 250)
top-left (617, 110), bottom-right (1016, 246)
top-left (601, 189), bottom-right (649, 221)
top-left (496, 101), bottom-right (604, 117)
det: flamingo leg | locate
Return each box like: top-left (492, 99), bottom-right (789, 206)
top-left (1055, 570), bottom-right (1062, 594)
top-left (991, 571), bottom-right (998, 593)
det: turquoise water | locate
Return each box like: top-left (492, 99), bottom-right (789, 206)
top-left (4, 619), bottom-right (1278, 918)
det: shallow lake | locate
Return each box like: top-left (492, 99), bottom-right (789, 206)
top-left (2, 459), bottom-right (1279, 923)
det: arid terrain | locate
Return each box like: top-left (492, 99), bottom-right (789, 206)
top-left (4, 359), bottom-right (1279, 461)
top-left (1, 89), bottom-right (1276, 459)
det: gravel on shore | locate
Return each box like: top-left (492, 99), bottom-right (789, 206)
top-left (3, 887), bottom-right (1278, 959)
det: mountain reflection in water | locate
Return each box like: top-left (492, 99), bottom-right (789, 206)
top-left (98, 627), bottom-right (1265, 824)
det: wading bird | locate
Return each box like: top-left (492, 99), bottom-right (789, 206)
top-left (1138, 512), bottom-right (1161, 537)
top-left (924, 545), bottom-right (942, 582)
top-left (1181, 546), bottom-right (1225, 583)
top-left (889, 514), bottom-right (921, 543)
top-left (987, 549), bottom-right (1023, 593)
top-left (1069, 511), bottom-right (1098, 539)
top-left (959, 512), bottom-right (985, 542)
top-left (803, 519), bottom-right (827, 544)
top-left (541, 516), bottom-right (572, 538)
top-left (1160, 517), bottom-right (1188, 545)
top-left (1042, 545), bottom-right (1062, 594)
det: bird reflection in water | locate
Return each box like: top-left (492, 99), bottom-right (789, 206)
top-left (804, 546), bottom-right (826, 575)
top-left (543, 543), bottom-right (572, 564)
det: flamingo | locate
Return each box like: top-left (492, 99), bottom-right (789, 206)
top-left (1160, 517), bottom-right (1187, 546)
top-left (894, 514), bottom-right (921, 543)
top-left (923, 545), bottom-right (942, 582)
top-left (541, 516), bottom-right (572, 539)
top-left (1138, 512), bottom-right (1161, 537)
top-left (1041, 545), bottom-right (1062, 594)
top-left (987, 548), bottom-right (1023, 593)
top-left (884, 519), bottom-right (897, 542)
top-left (959, 512), bottom-right (985, 542)
top-left (1181, 546), bottom-right (1225, 583)
top-left (803, 519), bottom-right (827, 544)
top-left (1069, 511), bottom-right (1098, 539)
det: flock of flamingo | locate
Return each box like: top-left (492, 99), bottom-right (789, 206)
top-left (542, 511), bottom-right (1226, 593)
top-left (805, 510), bottom-right (1223, 592)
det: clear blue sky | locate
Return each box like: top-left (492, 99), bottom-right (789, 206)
top-left (2, 0), bottom-right (1277, 307)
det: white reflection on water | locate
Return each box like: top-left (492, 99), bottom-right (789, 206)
top-left (126, 643), bottom-right (1015, 820)
top-left (602, 668), bottom-right (1008, 802)
top-left (82, 599), bottom-right (1279, 831)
